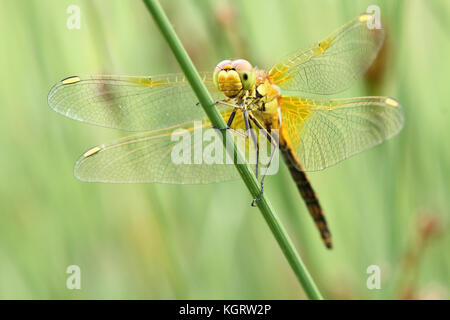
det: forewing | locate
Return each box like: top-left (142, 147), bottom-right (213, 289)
top-left (48, 73), bottom-right (225, 131)
top-left (280, 96), bottom-right (404, 171)
top-left (269, 13), bottom-right (384, 95)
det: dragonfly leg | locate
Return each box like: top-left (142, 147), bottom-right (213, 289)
top-left (242, 108), bottom-right (251, 136)
top-left (249, 114), bottom-right (280, 167)
top-left (223, 108), bottom-right (248, 138)
top-left (248, 115), bottom-right (280, 206)
top-left (211, 97), bottom-right (245, 131)
top-left (211, 107), bottom-right (238, 132)
top-left (251, 179), bottom-right (264, 207)
top-left (226, 108), bottom-right (237, 128)
top-left (213, 99), bottom-right (240, 109)
top-left (196, 98), bottom-right (232, 108)
top-left (244, 109), bottom-right (259, 179)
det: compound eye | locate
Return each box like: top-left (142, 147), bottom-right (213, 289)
top-left (231, 59), bottom-right (253, 72)
top-left (231, 59), bottom-right (255, 90)
top-left (214, 59), bottom-right (233, 72)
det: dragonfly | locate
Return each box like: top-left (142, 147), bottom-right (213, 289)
top-left (48, 13), bottom-right (404, 249)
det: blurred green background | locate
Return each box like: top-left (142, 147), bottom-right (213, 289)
top-left (0, 0), bottom-right (448, 299)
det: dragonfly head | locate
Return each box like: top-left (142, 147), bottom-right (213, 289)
top-left (213, 59), bottom-right (256, 98)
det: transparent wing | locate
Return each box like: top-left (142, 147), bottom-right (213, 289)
top-left (47, 73), bottom-right (225, 131)
top-left (280, 96), bottom-right (404, 171)
top-left (268, 13), bottom-right (384, 95)
top-left (73, 109), bottom-right (260, 184)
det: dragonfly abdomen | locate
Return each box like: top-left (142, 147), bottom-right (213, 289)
top-left (280, 141), bottom-right (333, 249)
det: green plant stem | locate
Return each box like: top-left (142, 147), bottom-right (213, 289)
top-left (142, 0), bottom-right (323, 300)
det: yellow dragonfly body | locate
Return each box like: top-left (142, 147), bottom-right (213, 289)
top-left (48, 13), bottom-right (404, 248)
